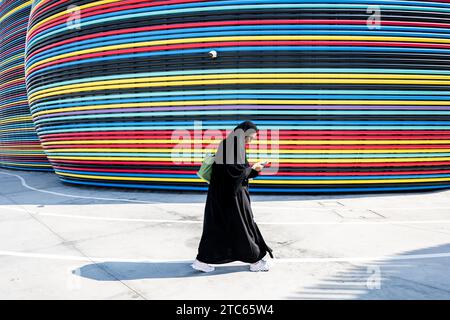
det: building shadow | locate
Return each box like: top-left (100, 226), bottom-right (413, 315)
top-left (288, 243), bottom-right (450, 300)
top-left (75, 261), bottom-right (250, 281)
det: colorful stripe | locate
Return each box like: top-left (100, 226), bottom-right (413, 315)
top-left (23, 0), bottom-right (450, 193)
top-left (0, 0), bottom-right (51, 171)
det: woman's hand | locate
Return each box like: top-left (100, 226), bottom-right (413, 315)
top-left (252, 162), bottom-right (265, 172)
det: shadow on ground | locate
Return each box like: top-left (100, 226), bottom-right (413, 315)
top-left (75, 262), bottom-right (249, 280)
top-left (74, 244), bottom-right (450, 300)
top-left (289, 243), bottom-right (450, 300)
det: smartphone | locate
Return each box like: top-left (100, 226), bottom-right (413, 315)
top-left (260, 161), bottom-right (270, 167)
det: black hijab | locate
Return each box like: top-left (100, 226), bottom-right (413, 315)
top-left (216, 121), bottom-right (258, 165)
top-left (232, 121), bottom-right (258, 135)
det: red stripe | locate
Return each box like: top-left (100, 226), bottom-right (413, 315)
top-left (28, 0), bottom-right (214, 40)
top-left (42, 144), bottom-right (450, 150)
top-left (29, 18), bottom-right (450, 58)
top-left (271, 170), bottom-right (450, 176)
top-left (27, 14), bottom-right (450, 51)
top-left (50, 159), bottom-right (450, 168)
top-left (38, 130), bottom-right (450, 136)
top-left (52, 166), bottom-right (450, 176)
top-left (53, 166), bottom-right (197, 174)
top-left (39, 135), bottom-right (450, 142)
top-left (28, 40), bottom-right (450, 74)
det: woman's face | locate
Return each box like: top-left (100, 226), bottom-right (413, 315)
top-left (245, 132), bottom-right (257, 144)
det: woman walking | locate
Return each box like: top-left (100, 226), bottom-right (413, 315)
top-left (192, 121), bottom-right (274, 272)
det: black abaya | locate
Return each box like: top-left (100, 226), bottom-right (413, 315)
top-left (196, 140), bottom-right (274, 264)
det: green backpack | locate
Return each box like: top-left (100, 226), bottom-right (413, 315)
top-left (197, 153), bottom-right (215, 184)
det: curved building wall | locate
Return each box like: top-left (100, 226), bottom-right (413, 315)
top-left (0, 0), bottom-right (51, 171)
top-left (25, 0), bottom-right (450, 193)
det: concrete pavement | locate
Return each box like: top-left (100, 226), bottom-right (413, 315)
top-left (1, 169), bottom-right (450, 299)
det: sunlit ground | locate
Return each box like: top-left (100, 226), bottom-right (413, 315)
top-left (1, 169), bottom-right (450, 300)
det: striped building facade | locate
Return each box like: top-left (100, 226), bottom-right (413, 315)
top-left (17, 0), bottom-right (450, 192)
top-left (0, 0), bottom-right (51, 171)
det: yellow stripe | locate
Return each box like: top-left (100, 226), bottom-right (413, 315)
top-left (0, 153), bottom-right (45, 156)
top-left (0, 100), bottom-right (28, 108)
top-left (46, 148), bottom-right (450, 154)
top-left (48, 156), bottom-right (450, 163)
top-left (32, 100), bottom-right (450, 116)
top-left (0, 128), bottom-right (36, 133)
top-left (58, 172), bottom-right (200, 182)
top-left (40, 140), bottom-right (450, 146)
top-left (0, 116), bottom-right (33, 125)
top-left (1, 77), bottom-right (26, 87)
top-left (1, 64), bottom-right (22, 73)
top-left (0, 54), bottom-right (24, 67)
top-left (28, 73), bottom-right (450, 100)
top-left (251, 178), bottom-right (450, 184)
top-left (28, 0), bottom-right (120, 33)
top-left (1, 149), bottom-right (44, 151)
top-left (1, 147), bottom-right (43, 149)
top-left (0, 162), bottom-right (50, 168)
top-left (26, 35), bottom-right (450, 71)
top-left (56, 172), bottom-right (450, 184)
top-left (0, 1), bottom-right (31, 23)
top-left (29, 81), bottom-right (450, 103)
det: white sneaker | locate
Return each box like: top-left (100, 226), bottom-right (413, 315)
top-left (191, 259), bottom-right (215, 273)
top-left (249, 259), bottom-right (271, 272)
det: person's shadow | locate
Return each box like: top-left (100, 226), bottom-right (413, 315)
top-left (74, 262), bottom-right (250, 281)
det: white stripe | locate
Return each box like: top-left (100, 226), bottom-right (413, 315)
top-left (0, 171), bottom-right (162, 204)
top-left (3, 206), bottom-right (450, 226)
top-left (38, 212), bottom-right (202, 224)
top-left (0, 250), bottom-right (189, 263)
top-left (1, 249), bottom-right (450, 264)
top-left (2, 170), bottom-right (450, 212)
top-left (29, 213), bottom-right (450, 226)
top-left (258, 220), bottom-right (450, 225)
